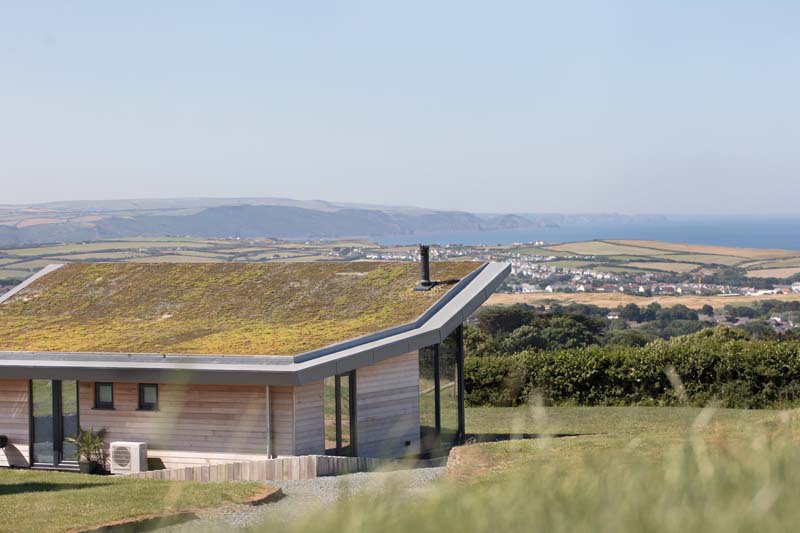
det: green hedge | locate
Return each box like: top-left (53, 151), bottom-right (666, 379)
top-left (464, 328), bottom-right (800, 408)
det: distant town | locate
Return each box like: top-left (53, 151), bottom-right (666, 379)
top-left (333, 241), bottom-right (800, 298)
top-left (2, 237), bottom-right (800, 303)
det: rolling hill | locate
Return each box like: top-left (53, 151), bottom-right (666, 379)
top-left (0, 198), bottom-right (538, 247)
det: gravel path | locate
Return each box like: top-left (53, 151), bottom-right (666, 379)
top-left (159, 466), bottom-right (446, 532)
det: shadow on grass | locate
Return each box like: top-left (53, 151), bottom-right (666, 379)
top-left (0, 482), bottom-right (102, 496)
top-left (84, 512), bottom-right (199, 533)
top-left (465, 432), bottom-right (599, 443)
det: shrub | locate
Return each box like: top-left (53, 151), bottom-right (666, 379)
top-left (464, 354), bottom-right (527, 406)
top-left (465, 328), bottom-right (800, 408)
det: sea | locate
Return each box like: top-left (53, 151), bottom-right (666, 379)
top-left (373, 216), bottom-right (800, 250)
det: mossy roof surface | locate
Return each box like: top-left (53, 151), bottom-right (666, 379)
top-left (0, 261), bottom-right (480, 356)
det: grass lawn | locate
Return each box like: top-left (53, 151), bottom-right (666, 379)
top-left (455, 406), bottom-right (800, 479)
top-left (0, 469), bottom-right (267, 533)
top-left (260, 406), bottom-right (800, 533)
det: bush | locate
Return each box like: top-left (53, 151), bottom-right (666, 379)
top-left (499, 314), bottom-right (606, 353)
top-left (464, 327), bottom-right (800, 408)
top-left (463, 355), bottom-right (527, 406)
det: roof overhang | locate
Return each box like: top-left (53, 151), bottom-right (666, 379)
top-left (0, 262), bottom-right (510, 386)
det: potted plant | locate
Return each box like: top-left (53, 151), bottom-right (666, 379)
top-left (66, 428), bottom-right (106, 474)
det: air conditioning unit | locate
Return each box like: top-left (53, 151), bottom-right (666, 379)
top-left (110, 441), bottom-right (148, 474)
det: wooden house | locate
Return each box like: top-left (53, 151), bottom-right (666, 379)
top-left (0, 255), bottom-right (508, 470)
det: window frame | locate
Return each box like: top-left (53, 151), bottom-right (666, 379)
top-left (325, 371), bottom-right (357, 457)
top-left (138, 383), bottom-right (159, 411)
top-left (93, 382), bottom-right (114, 410)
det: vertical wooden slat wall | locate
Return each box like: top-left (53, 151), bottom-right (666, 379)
top-left (270, 381), bottom-right (325, 457)
top-left (0, 379), bottom-right (29, 467)
top-left (79, 382), bottom-right (270, 468)
top-left (355, 351), bottom-right (421, 457)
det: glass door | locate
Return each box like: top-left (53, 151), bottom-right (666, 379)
top-left (30, 380), bottom-right (80, 467)
top-left (60, 381), bottom-right (79, 464)
top-left (324, 372), bottom-right (357, 456)
top-left (31, 380), bottom-right (55, 465)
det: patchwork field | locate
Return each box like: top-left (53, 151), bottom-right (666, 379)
top-left (509, 239), bottom-right (800, 278)
top-left (606, 239), bottom-right (799, 260)
top-left (747, 267), bottom-right (800, 279)
top-left (2, 237), bottom-right (799, 287)
top-left (488, 291), bottom-right (800, 308)
top-left (625, 261), bottom-right (702, 273)
top-left (0, 237), bottom-right (382, 283)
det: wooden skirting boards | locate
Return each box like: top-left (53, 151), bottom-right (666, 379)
top-left (127, 454), bottom-right (382, 482)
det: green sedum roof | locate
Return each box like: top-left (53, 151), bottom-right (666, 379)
top-left (0, 261), bottom-right (480, 356)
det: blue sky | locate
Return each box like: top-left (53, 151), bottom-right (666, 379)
top-left (1, 1), bottom-right (798, 214)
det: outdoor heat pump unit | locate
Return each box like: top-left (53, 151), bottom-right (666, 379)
top-left (110, 441), bottom-right (148, 474)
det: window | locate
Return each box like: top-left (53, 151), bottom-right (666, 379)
top-left (418, 325), bottom-right (465, 457)
top-left (138, 384), bottom-right (158, 411)
top-left (324, 371), bottom-right (356, 456)
top-left (94, 382), bottom-right (114, 410)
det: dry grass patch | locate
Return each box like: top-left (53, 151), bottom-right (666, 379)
top-left (608, 239), bottom-right (799, 259)
top-left (542, 241), bottom-right (673, 257)
top-left (52, 251), bottom-right (149, 260)
top-left (742, 257), bottom-right (800, 270)
top-left (626, 261), bottom-right (702, 273)
top-left (747, 267), bottom-right (800, 279)
top-left (660, 253), bottom-right (750, 266)
top-left (128, 254), bottom-right (226, 263)
top-left (5, 240), bottom-right (215, 257)
top-left (487, 291), bottom-right (800, 309)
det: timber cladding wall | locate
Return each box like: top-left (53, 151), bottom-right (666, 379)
top-left (79, 382), bottom-right (269, 468)
top-left (0, 379), bottom-right (29, 467)
top-left (356, 351), bottom-right (421, 458)
top-left (270, 381), bottom-right (325, 457)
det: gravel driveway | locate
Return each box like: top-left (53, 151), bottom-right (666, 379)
top-left (159, 466), bottom-right (446, 532)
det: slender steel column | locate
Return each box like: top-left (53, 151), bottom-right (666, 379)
top-left (456, 325), bottom-right (466, 443)
top-left (349, 371), bottom-right (358, 456)
top-left (335, 375), bottom-right (343, 454)
top-left (433, 343), bottom-right (441, 434)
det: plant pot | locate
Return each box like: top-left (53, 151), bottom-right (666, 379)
top-left (79, 460), bottom-right (99, 474)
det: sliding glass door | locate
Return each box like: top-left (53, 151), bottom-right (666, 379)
top-left (30, 380), bottom-right (79, 467)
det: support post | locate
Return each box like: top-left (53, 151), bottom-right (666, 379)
top-left (349, 371), bottom-right (358, 456)
top-left (335, 375), bottom-right (343, 454)
top-left (265, 385), bottom-right (272, 458)
top-left (433, 343), bottom-right (441, 434)
top-left (456, 324), bottom-right (466, 444)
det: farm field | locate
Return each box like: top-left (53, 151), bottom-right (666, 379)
top-left (625, 261), bottom-right (704, 273)
top-left (2, 237), bottom-right (799, 287)
top-left (487, 291), bottom-right (800, 308)
top-left (541, 241), bottom-right (679, 257)
top-left (0, 237), bottom-right (382, 283)
top-left (519, 239), bottom-right (800, 276)
top-left (747, 267), bottom-right (800, 279)
top-left (606, 239), bottom-right (799, 260)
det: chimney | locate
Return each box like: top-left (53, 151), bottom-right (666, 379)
top-left (415, 245), bottom-right (436, 291)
